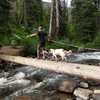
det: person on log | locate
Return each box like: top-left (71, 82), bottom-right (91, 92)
top-left (27, 26), bottom-right (46, 59)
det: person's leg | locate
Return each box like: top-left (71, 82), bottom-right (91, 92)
top-left (37, 44), bottom-right (41, 58)
top-left (40, 47), bottom-right (43, 58)
top-left (37, 42), bottom-right (45, 59)
top-left (40, 42), bottom-right (45, 59)
top-left (37, 44), bottom-right (44, 59)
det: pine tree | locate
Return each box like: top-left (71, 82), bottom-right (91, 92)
top-left (16, 0), bottom-right (43, 27)
top-left (71, 0), bottom-right (98, 43)
top-left (49, 0), bottom-right (67, 39)
top-left (0, 0), bottom-right (10, 33)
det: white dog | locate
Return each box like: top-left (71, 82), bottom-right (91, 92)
top-left (50, 49), bottom-right (65, 61)
top-left (50, 49), bottom-right (72, 61)
top-left (65, 50), bottom-right (72, 56)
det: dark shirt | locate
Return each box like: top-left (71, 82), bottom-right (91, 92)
top-left (38, 31), bottom-right (46, 47)
top-left (38, 31), bottom-right (46, 43)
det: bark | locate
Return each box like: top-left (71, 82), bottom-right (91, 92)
top-left (49, 0), bottom-right (56, 39)
top-left (0, 0), bottom-right (10, 33)
top-left (23, 0), bottom-right (28, 27)
top-left (56, 0), bottom-right (60, 37)
top-left (8, 0), bottom-right (17, 24)
top-left (16, 0), bottom-right (24, 25)
top-left (48, 0), bottom-right (54, 38)
top-left (49, 0), bottom-right (64, 39)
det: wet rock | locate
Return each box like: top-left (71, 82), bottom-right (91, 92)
top-left (58, 80), bottom-right (77, 93)
top-left (14, 96), bottom-right (33, 100)
top-left (0, 79), bottom-right (31, 97)
top-left (74, 88), bottom-right (93, 100)
top-left (14, 92), bottom-right (74, 100)
top-left (93, 94), bottom-right (100, 100)
top-left (14, 72), bottom-right (26, 80)
top-left (93, 88), bottom-right (100, 100)
top-left (0, 98), bottom-right (4, 100)
top-left (76, 97), bottom-right (84, 100)
top-left (79, 82), bottom-right (89, 88)
top-left (0, 77), bottom-right (7, 85)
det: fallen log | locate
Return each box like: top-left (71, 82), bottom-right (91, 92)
top-left (0, 54), bottom-right (100, 82)
top-left (78, 48), bottom-right (100, 53)
top-left (0, 46), bottom-right (24, 56)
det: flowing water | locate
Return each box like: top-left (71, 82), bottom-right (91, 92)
top-left (66, 52), bottom-right (100, 65)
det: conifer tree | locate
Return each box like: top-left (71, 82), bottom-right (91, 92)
top-left (71, 0), bottom-right (97, 43)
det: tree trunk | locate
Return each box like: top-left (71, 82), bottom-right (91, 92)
top-left (8, 0), bottom-right (17, 24)
top-left (49, 0), bottom-right (67, 39)
top-left (0, 0), bottom-right (10, 33)
top-left (48, 0), bottom-right (54, 39)
top-left (16, 0), bottom-right (24, 25)
top-left (56, 0), bottom-right (60, 37)
top-left (49, 0), bottom-right (56, 39)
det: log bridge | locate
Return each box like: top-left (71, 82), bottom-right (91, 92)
top-left (0, 54), bottom-right (100, 81)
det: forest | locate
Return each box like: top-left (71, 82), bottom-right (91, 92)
top-left (0, 0), bottom-right (100, 55)
top-left (0, 0), bottom-right (100, 99)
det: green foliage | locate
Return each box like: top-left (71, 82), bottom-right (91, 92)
top-left (16, 0), bottom-right (43, 29)
top-left (0, 0), bottom-right (100, 56)
top-left (71, 0), bottom-right (98, 43)
top-left (0, 34), bottom-right (11, 45)
top-left (42, 7), bottom-right (50, 30)
top-left (13, 26), bottom-right (38, 55)
top-left (25, 0), bottom-right (43, 27)
top-left (0, 0), bottom-right (10, 33)
top-left (68, 24), bottom-right (77, 41)
top-left (93, 32), bottom-right (100, 47)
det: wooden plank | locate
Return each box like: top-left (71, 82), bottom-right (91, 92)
top-left (0, 54), bottom-right (100, 81)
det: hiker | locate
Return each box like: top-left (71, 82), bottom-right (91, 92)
top-left (27, 26), bottom-right (46, 58)
top-left (37, 26), bottom-right (46, 58)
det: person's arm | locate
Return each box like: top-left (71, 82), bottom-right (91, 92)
top-left (13, 34), bottom-right (22, 40)
top-left (26, 33), bottom-right (37, 38)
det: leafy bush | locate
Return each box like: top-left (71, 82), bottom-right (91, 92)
top-left (93, 32), bottom-right (100, 48)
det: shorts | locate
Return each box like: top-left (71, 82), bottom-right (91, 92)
top-left (39, 42), bottom-right (45, 48)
